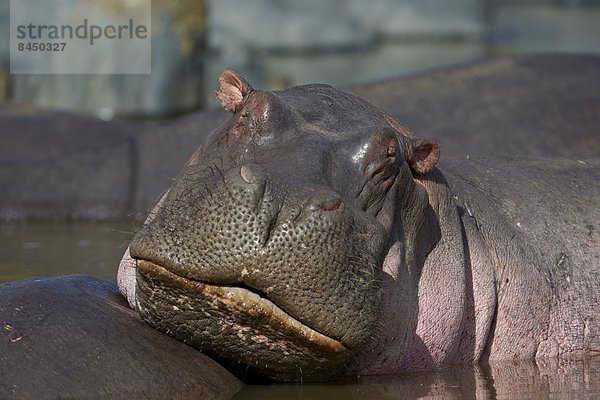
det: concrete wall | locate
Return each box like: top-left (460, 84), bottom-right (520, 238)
top-left (205, 0), bottom-right (600, 105)
top-left (2, 0), bottom-right (600, 115)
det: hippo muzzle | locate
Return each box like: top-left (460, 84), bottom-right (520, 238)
top-left (129, 159), bottom-right (388, 377)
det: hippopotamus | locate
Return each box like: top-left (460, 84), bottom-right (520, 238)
top-left (0, 276), bottom-right (242, 399)
top-left (119, 70), bottom-right (600, 380)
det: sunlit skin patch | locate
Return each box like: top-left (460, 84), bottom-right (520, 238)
top-left (136, 260), bottom-right (351, 378)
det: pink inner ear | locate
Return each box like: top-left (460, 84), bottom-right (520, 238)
top-left (216, 70), bottom-right (253, 113)
top-left (411, 140), bottom-right (441, 174)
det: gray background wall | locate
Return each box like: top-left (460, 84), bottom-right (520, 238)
top-left (1, 0), bottom-right (600, 117)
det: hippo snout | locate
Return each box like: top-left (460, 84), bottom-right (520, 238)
top-left (128, 158), bottom-right (387, 376)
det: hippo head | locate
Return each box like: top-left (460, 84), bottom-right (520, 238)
top-left (127, 71), bottom-right (440, 379)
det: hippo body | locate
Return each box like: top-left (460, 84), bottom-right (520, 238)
top-left (353, 156), bottom-right (599, 374)
top-left (0, 276), bottom-right (242, 399)
top-left (120, 71), bottom-right (600, 380)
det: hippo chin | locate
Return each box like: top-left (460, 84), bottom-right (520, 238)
top-left (119, 70), bottom-right (600, 380)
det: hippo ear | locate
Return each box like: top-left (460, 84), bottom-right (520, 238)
top-left (406, 138), bottom-right (440, 175)
top-left (216, 70), bottom-right (254, 113)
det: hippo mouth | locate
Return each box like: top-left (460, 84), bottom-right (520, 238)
top-left (135, 259), bottom-right (352, 377)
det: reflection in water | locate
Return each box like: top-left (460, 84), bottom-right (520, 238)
top-left (234, 358), bottom-right (600, 399)
top-left (1, 224), bottom-right (599, 399)
top-left (0, 222), bottom-right (135, 282)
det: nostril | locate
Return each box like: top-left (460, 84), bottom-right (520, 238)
top-left (320, 198), bottom-right (343, 212)
top-left (240, 164), bottom-right (258, 184)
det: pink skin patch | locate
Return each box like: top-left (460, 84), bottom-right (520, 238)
top-left (117, 246), bottom-right (138, 310)
top-left (345, 240), bottom-right (416, 374)
top-left (117, 190), bottom-right (169, 310)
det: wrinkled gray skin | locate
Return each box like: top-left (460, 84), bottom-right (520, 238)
top-left (120, 71), bottom-right (600, 380)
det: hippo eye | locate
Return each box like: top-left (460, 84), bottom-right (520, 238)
top-left (349, 129), bottom-right (401, 215)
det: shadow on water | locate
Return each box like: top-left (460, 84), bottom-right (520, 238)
top-left (234, 358), bottom-right (600, 399)
top-left (0, 222), bottom-right (136, 283)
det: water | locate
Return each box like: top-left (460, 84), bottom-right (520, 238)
top-left (1, 223), bottom-right (599, 399)
top-left (0, 222), bottom-right (135, 283)
top-left (234, 358), bottom-right (600, 399)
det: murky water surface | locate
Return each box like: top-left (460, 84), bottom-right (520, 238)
top-left (0, 222), bottom-right (135, 283)
top-left (234, 358), bottom-right (600, 399)
top-left (1, 223), bottom-right (599, 399)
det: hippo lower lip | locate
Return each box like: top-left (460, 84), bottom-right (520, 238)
top-left (135, 259), bottom-right (350, 368)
